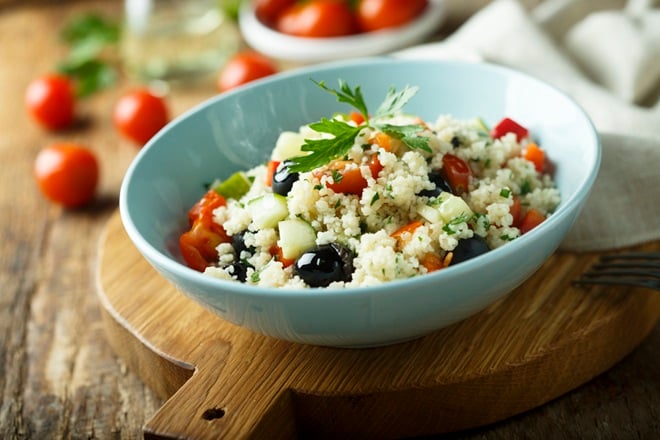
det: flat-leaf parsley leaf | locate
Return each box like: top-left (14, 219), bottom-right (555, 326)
top-left (288, 79), bottom-right (431, 173)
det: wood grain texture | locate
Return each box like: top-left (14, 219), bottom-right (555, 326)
top-left (98, 212), bottom-right (659, 439)
top-left (1, 1), bottom-right (658, 439)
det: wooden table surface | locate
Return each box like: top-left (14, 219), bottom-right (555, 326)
top-left (1, 1), bottom-right (657, 439)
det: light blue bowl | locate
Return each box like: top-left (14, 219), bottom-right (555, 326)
top-left (120, 58), bottom-right (600, 348)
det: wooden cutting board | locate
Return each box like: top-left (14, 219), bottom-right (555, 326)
top-left (96, 211), bottom-right (659, 439)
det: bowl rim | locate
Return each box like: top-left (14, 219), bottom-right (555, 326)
top-left (119, 57), bottom-right (601, 300)
top-left (238, 0), bottom-right (447, 63)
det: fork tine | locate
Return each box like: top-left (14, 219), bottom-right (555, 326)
top-left (574, 251), bottom-right (660, 291)
top-left (600, 252), bottom-right (660, 261)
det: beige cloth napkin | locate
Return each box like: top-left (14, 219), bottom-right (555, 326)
top-left (396, 0), bottom-right (660, 251)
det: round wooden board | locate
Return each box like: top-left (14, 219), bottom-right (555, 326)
top-left (96, 211), bottom-right (659, 439)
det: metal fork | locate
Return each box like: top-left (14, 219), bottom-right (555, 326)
top-left (573, 252), bottom-right (660, 291)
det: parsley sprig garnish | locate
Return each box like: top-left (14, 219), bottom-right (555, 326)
top-left (288, 79), bottom-right (431, 173)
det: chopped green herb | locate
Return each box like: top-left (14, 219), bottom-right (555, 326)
top-left (370, 193), bottom-right (380, 205)
top-left (314, 184), bottom-right (323, 190)
top-left (521, 180), bottom-right (532, 194)
top-left (484, 158), bottom-right (491, 168)
top-left (500, 188), bottom-right (511, 198)
top-left (331, 169), bottom-right (343, 183)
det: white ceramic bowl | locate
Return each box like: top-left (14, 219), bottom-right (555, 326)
top-left (238, 0), bottom-right (447, 64)
top-left (120, 58), bottom-right (600, 348)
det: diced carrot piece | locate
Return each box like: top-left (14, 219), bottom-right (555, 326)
top-left (348, 110), bottom-right (365, 125)
top-left (524, 142), bottom-right (546, 173)
top-left (519, 208), bottom-right (546, 234)
top-left (391, 220), bottom-right (424, 248)
top-left (422, 252), bottom-right (444, 273)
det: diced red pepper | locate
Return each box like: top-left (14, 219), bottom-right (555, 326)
top-left (491, 117), bottom-right (529, 142)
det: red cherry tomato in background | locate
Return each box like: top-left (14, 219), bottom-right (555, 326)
top-left (113, 89), bottom-right (169, 146)
top-left (25, 74), bottom-right (76, 130)
top-left (34, 142), bottom-right (99, 208)
top-left (217, 50), bottom-right (279, 92)
top-left (356, 0), bottom-right (429, 33)
top-left (254, 0), bottom-right (296, 25)
top-left (276, 0), bottom-right (356, 38)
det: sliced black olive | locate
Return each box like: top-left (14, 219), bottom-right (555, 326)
top-left (226, 260), bottom-right (253, 282)
top-left (231, 230), bottom-right (255, 257)
top-left (450, 235), bottom-right (491, 265)
top-left (418, 170), bottom-right (453, 198)
top-left (294, 243), bottom-right (354, 287)
top-left (272, 160), bottom-right (299, 196)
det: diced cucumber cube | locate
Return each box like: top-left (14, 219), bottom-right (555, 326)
top-left (419, 192), bottom-right (473, 225)
top-left (271, 131), bottom-right (306, 161)
top-left (247, 193), bottom-right (289, 229)
top-left (438, 193), bottom-right (473, 222)
top-left (278, 219), bottom-right (316, 260)
top-left (418, 204), bottom-right (442, 224)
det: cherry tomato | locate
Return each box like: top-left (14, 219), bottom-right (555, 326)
top-left (34, 142), bottom-right (99, 208)
top-left (187, 189), bottom-right (227, 226)
top-left (181, 189), bottom-right (230, 271)
top-left (217, 50), bottom-right (279, 93)
top-left (254, 0), bottom-right (296, 25)
top-left (368, 153), bottom-right (383, 178)
top-left (356, 0), bottom-right (428, 33)
top-left (180, 221), bottom-right (230, 272)
top-left (269, 244), bottom-right (296, 268)
top-left (25, 74), bottom-right (76, 130)
top-left (276, 0), bottom-right (356, 38)
top-left (519, 208), bottom-right (546, 234)
top-left (440, 153), bottom-right (473, 195)
top-left (113, 89), bottom-right (169, 145)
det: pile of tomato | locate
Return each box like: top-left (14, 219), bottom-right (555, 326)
top-left (254, 0), bottom-right (429, 38)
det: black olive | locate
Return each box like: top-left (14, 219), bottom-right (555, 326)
top-left (418, 170), bottom-right (453, 198)
top-left (272, 160), bottom-right (299, 196)
top-left (231, 230), bottom-right (255, 257)
top-left (226, 260), bottom-right (253, 282)
top-left (450, 135), bottom-right (461, 148)
top-left (294, 243), bottom-right (354, 287)
top-left (450, 235), bottom-right (490, 265)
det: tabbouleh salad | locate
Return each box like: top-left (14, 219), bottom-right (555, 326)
top-left (179, 80), bottom-right (560, 288)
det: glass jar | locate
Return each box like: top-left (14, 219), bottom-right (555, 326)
top-left (121, 0), bottom-right (240, 82)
